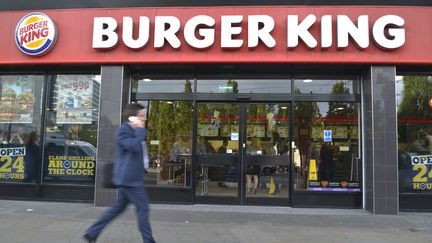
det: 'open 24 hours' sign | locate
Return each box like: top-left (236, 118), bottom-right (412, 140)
top-left (0, 147), bottom-right (26, 181)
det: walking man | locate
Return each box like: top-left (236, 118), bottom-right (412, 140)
top-left (83, 103), bottom-right (156, 243)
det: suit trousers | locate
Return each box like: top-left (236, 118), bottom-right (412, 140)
top-left (85, 186), bottom-right (156, 243)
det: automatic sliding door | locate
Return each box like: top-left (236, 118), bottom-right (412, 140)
top-left (195, 102), bottom-right (292, 205)
top-left (244, 103), bottom-right (291, 201)
top-left (195, 103), bottom-right (240, 199)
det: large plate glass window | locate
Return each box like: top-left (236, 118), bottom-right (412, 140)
top-left (397, 75), bottom-right (432, 193)
top-left (142, 99), bottom-right (193, 188)
top-left (42, 74), bottom-right (100, 185)
top-left (197, 79), bottom-right (291, 93)
top-left (0, 75), bottom-right (44, 183)
top-left (132, 77), bottom-right (195, 93)
top-left (293, 101), bottom-right (360, 192)
top-left (195, 103), bottom-right (240, 197)
top-left (245, 103), bottom-right (290, 198)
top-left (294, 79), bottom-right (355, 94)
top-left (131, 77), bottom-right (194, 188)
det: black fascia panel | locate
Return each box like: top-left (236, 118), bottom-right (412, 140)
top-left (0, 0), bottom-right (431, 11)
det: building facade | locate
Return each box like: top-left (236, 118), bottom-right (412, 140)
top-left (0, 1), bottom-right (431, 214)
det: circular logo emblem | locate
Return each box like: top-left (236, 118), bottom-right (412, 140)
top-left (15, 12), bottom-right (57, 56)
top-left (63, 160), bottom-right (72, 169)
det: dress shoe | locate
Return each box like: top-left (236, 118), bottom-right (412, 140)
top-left (83, 234), bottom-right (96, 243)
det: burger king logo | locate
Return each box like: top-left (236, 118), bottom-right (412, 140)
top-left (15, 12), bottom-right (57, 56)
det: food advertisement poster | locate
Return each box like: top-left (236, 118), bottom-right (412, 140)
top-left (56, 76), bottom-right (93, 124)
top-left (0, 79), bottom-right (35, 123)
top-left (46, 155), bottom-right (95, 181)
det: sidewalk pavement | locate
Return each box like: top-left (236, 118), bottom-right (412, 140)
top-left (0, 200), bottom-right (431, 243)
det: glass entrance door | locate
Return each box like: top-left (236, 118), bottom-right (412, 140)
top-left (195, 103), bottom-right (241, 203)
top-left (244, 104), bottom-right (290, 201)
top-left (195, 103), bottom-right (291, 205)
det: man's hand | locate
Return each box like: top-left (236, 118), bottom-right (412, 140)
top-left (129, 108), bottom-right (146, 128)
top-left (129, 116), bottom-right (144, 128)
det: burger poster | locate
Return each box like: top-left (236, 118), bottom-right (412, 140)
top-left (0, 83), bottom-right (35, 123)
top-left (55, 76), bottom-right (93, 124)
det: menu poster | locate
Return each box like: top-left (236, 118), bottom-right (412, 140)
top-left (220, 125), bottom-right (230, 137)
top-left (198, 123), bottom-right (218, 137)
top-left (0, 80), bottom-right (35, 123)
top-left (277, 126), bottom-right (288, 138)
top-left (332, 126), bottom-right (348, 139)
top-left (312, 127), bottom-right (322, 139)
top-left (311, 126), bottom-right (349, 139)
top-left (56, 77), bottom-right (93, 124)
top-left (349, 126), bottom-right (359, 139)
top-left (247, 125), bottom-right (266, 138)
top-left (230, 125), bottom-right (239, 134)
top-left (246, 125), bottom-right (255, 137)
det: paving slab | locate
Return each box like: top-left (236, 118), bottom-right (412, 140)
top-left (0, 200), bottom-right (431, 243)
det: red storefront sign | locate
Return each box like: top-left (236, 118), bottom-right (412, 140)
top-left (0, 6), bottom-right (431, 64)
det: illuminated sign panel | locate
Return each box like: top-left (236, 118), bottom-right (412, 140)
top-left (15, 12), bottom-right (57, 56)
top-left (2, 6), bottom-right (432, 64)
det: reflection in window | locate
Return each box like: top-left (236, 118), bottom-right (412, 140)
top-left (246, 104), bottom-right (289, 155)
top-left (144, 100), bottom-right (193, 188)
top-left (132, 77), bottom-right (194, 93)
top-left (294, 79), bottom-right (354, 94)
top-left (197, 79), bottom-right (291, 93)
top-left (294, 101), bottom-right (360, 192)
top-left (195, 103), bottom-right (240, 197)
top-left (196, 103), bottom-right (240, 154)
top-left (0, 75), bottom-right (44, 183)
top-left (245, 104), bottom-right (290, 198)
top-left (43, 74), bottom-right (100, 185)
top-left (397, 75), bottom-right (432, 193)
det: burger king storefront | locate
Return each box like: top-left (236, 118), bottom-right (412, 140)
top-left (0, 1), bottom-right (431, 214)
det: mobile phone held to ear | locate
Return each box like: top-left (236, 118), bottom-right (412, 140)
top-left (128, 116), bottom-right (138, 123)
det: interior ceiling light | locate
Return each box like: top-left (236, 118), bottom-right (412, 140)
top-left (140, 78), bottom-right (152, 82)
top-left (337, 107), bottom-right (345, 110)
top-left (303, 79), bottom-right (313, 83)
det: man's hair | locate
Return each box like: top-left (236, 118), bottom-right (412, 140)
top-left (122, 103), bottom-right (145, 121)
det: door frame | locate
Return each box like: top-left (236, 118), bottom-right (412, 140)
top-left (193, 101), bottom-right (293, 206)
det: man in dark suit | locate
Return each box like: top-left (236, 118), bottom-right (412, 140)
top-left (83, 103), bottom-right (156, 243)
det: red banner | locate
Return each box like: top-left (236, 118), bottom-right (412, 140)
top-left (0, 6), bottom-right (431, 64)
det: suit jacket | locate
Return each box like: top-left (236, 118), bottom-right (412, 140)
top-left (112, 122), bottom-right (147, 187)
